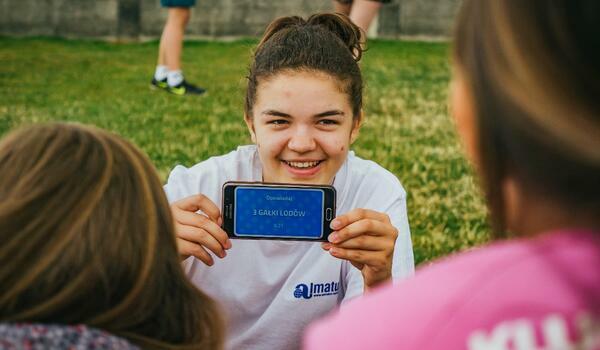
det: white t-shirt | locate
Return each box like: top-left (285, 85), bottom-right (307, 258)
top-left (164, 145), bottom-right (414, 350)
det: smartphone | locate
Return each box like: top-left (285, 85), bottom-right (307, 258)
top-left (222, 182), bottom-right (336, 241)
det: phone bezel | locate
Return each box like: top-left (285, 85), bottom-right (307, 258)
top-left (222, 181), bottom-right (336, 241)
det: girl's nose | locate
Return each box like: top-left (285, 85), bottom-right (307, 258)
top-left (287, 127), bottom-right (317, 153)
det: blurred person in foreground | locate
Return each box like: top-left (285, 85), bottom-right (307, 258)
top-left (305, 1), bottom-right (600, 349)
top-left (0, 123), bottom-right (223, 349)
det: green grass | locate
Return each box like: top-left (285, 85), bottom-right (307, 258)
top-left (0, 37), bottom-right (490, 265)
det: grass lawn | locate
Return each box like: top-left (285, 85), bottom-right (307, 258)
top-left (0, 37), bottom-right (490, 265)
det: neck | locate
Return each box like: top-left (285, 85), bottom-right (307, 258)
top-left (506, 185), bottom-right (600, 237)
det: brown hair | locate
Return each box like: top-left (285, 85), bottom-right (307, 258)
top-left (453, 1), bottom-right (600, 235)
top-left (245, 13), bottom-right (364, 119)
top-left (0, 123), bottom-right (223, 349)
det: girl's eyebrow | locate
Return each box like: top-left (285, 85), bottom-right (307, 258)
top-left (260, 109), bottom-right (346, 118)
top-left (261, 110), bottom-right (291, 117)
top-left (315, 110), bottom-right (345, 118)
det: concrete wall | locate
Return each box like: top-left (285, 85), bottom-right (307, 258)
top-left (1, 0), bottom-right (119, 37)
top-left (398, 0), bottom-right (460, 37)
top-left (140, 0), bottom-right (332, 38)
top-left (0, 0), bottom-right (459, 40)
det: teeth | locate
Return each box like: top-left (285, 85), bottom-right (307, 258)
top-left (287, 161), bottom-right (320, 168)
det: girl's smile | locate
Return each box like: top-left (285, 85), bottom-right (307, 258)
top-left (281, 159), bottom-right (324, 176)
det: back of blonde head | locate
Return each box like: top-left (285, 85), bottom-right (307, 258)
top-left (0, 123), bottom-right (223, 349)
top-left (453, 0), bottom-right (600, 234)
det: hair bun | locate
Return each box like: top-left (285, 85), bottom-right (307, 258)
top-left (257, 16), bottom-right (306, 53)
top-left (308, 13), bottom-right (363, 61)
top-left (257, 13), bottom-right (363, 62)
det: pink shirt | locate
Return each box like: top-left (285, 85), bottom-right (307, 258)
top-left (304, 230), bottom-right (600, 350)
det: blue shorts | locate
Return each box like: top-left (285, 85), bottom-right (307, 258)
top-left (161, 0), bottom-right (196, 7)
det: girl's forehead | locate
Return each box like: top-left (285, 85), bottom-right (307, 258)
top-left (258, 72), bottom-right (347, 101)
top-left (255, 79), bottom-right (351, 114)
top-left (261, 70), bottom-right (345, 91)
top-left (251, 71), bottom-right (354, 118)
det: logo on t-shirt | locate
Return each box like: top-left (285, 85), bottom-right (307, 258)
top-left (294, 281), bottom-right (340, 299)
top-left (467, 312), bottom-right (599, 350)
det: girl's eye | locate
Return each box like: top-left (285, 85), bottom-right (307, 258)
top-left (318, 119), bottom-right (339, 125)
top-left (268, 119), bottom-right (289, 125)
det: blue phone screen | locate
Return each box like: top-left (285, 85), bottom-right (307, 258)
top-left (234, 187), bottom-right (324, 239)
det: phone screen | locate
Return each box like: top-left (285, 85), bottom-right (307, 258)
top-left (234, 187), bottom-right (325, 239)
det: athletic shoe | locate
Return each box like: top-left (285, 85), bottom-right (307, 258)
top-left (167, 80), bottom-right (206, 96)
top-left (150, 77), bottom-right (168, 89)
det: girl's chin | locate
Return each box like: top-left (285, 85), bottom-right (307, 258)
top-left (267, 174), bottom-right (331, 185)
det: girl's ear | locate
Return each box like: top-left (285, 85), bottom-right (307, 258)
top-left (244, 114), bottom-right (257, 143)
top-left (350, 110), bottom-right (363, 144)
top-left (451, 72), bottom-right (478, 165)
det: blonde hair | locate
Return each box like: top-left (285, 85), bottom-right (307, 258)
top-left (453, 0), bottom-right (600, 234)
top-left (0, 123), bottom-right (223, 349)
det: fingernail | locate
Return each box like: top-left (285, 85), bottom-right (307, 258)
top-left (226, 240), bottom-right (232, 249)
top-left (330, 220), bottom-right (341, 230)
top-left (328, 233), bottom-right (339, 243)
top-left (329, 248), bottom-right (339, 256)
top-left (321, 243), bottom-right (331, 250)
top-left (220, 250), bottom-right (227, 258)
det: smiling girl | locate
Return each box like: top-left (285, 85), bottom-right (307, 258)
top-left (164, 13), bottom-right (414, 349)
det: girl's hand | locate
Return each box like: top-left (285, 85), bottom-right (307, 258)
top-left (321, 208), bottom-right (398, 289)
top-left (171, 194), bottom-right (232, 266)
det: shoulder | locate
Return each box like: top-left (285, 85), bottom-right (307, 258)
top-left (169, 145), bottom-right (256, 180)
top-left (335, 152), bottom-right (407, 213)
top-left (305, 242), bottom-right (515, 349)
top-left (305, 231), bottom-right (600, 349)
top-left (164, 145), bottom-right (258, 202)
top-left (344, 152), bottom-right (406, 198)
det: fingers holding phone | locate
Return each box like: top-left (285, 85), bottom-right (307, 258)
top-left (171, 194), bottom-right (232, 266)
top-left (321, 208), bottom-right (398, 289)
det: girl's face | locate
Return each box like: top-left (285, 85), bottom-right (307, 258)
top-left (246, 71), bottom-right (361, 185)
